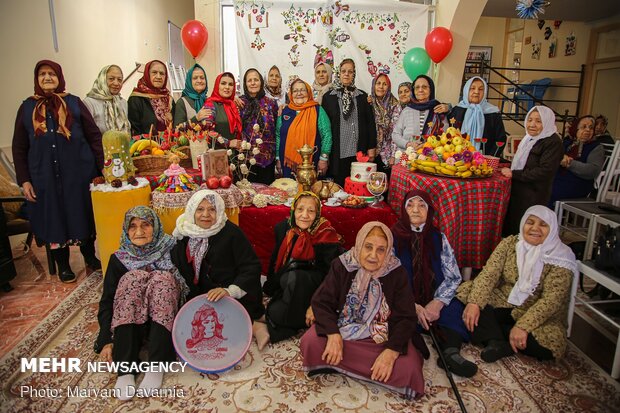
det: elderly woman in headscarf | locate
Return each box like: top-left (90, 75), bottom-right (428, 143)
top-left (95, 206), bottom-right (189, 400)
top-left (239, 68), bottom-right (278, 184)
top-left (501, 106), bottom-right (563, 235)
top-left (594, 114), bottom-right (614, 145)
top-left (459, 205), bottom-right (577, 363)
top-left (83, 64), bottom-right (131, 134)
top-left (128, 60), bottom-right (174, 135)
top-left (392, 75), bottom-right (449, 152)
top-left (549, 115), bottom-right (605, 207)
top-left (171, 190), bottom-right (267, 346)
top-left (312, 61), bottom-right (333, 104)
top-left (391, 190), bottom-right (476, 377)
top-left (261, 191), bottom-right (343, 347)
top-left (173, 63), bottom-right (209, 127)
top-left (322, 58), bottom-right (377, 186)
top-left (12, 60), bottom-right (103, 282)
top-left (202, 72), bottom-right (242, 148)
top-left (276, 78), bottom-right (333, 178)
top-left (449, 76), bottom-right (506, 156)
top-left (301, 222), bottom-right (428, 400)
top-left (264, 65), bottom-right (287, 107)
top-left (396, 82), bottom-right (413, 108)
top-left (368, 73), bottom-right (401, 172)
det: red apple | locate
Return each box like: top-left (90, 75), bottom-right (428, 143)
top-left (206, 176), bottom-right (220, 189)
top-left (219, 175), bottom-right (232, 189)
top-left (160, 142), bottom-right (171, 151)
top-left (140, 149), bottom-right (151, 156)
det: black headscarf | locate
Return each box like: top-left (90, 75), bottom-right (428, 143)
top-left (241, 68), bottom-right (266, 129)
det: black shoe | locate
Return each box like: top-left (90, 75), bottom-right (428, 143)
top-left (1, 282), bottom-right (14, 292)
top-left (59, 270), bottom-right (77, 283)
top-left (481, 340), bottom-right (514, 362)
top-left (85, 256), bottom-right (101, 271)
top-left (438, 347), bottom-right (478, 378)
top-left (307, 368), bottom-right (337, 377)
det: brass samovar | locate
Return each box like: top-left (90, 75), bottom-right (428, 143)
top-left (294, 144), bottom-right (317, 192)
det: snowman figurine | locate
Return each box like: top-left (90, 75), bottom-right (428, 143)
top-left (111, 154), bottom-right (126, 178)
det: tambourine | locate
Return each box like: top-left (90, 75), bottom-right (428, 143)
top-left (172, 295), bottom-right (252, 374)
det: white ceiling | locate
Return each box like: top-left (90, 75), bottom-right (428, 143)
top-left (482, 0), bottom-right (620, 22)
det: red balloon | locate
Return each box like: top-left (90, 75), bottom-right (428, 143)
top-left (425, 27), bottom-right (453, 63)
top-left (181, 20), bottom-right (208, 58)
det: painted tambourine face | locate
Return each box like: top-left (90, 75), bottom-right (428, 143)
top-left (172, 295), bottom-right (252, 374)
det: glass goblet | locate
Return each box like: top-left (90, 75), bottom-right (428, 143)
top-left (366, 172), bottom-right (387, 208)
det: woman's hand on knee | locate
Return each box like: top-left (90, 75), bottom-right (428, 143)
top-left (463, 303), bottom-right (480, 332)
top-left (425, 299), bottom-right (444, 323)
top-left (509, 326), bottom-right (528, 353)
top-left (305, 306), bottom-right (315, 327)
top-left (100, 343), bottom-right (113, 363)
top-left (206, 288), bottom-right (230, 302)
top-left (371, 348), bottom-right (399, 382)
top-left (321, 333), bottom-right (343, 366)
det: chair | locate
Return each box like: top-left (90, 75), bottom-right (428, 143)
top-left (556, 141), bottom-right (620, 260)
top-left (513, 78), bottom-right (552, 116)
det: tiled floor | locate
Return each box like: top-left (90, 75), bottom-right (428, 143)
top-left (0, 243), bottom-right (617, 379)
top-left (0, 244), bottom-right (93, 356)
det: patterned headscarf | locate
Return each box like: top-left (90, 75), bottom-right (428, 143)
top-left (333, 58), bottom-right (357, 120)
top-left (204, 72), bottom-right (242, 139)
top-left (130, 60), bottom-right (172, 131)
top-left (338, 222), bottom-right (401, 342)
top-left (371, 74), bottom-right (399, 136)
top-left (407, 75), bottom-right (442, 136)
top-left (456, 76), bottom-right (500, 149)
top-left (241, 68), bottom-right (267, 130)
top-left (264, 65), bottom-right (283, 99)
top-left (32, 60), bottom-right (72, 139)
top-left (312, 62), bottom-right (333, 103)
top-left (173, 189), bottom-right (228, 284)
top-left (274, 191), bottom-right (341, 272)
top-left (87, 65), bottom-right (131, 133)
top-left (115, 206), bottom-right (189, 299)
top-left (182, 63), bottom-right (208, 112)
top-left (397, 82), bottom-right (412, 107)
top-left (508, 205), bottom-right (577, 306)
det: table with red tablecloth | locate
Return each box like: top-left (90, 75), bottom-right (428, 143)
top-left (388, 165), bottom-right (511, 268)
top-left (239, 202), bottom-right (398, 274)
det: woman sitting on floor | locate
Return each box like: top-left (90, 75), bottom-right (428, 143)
top-left (95, 206), bottom-right (189, 401)
top-left (171, 189), bottom-right (267, 347)
top-left (301, 222), bottom-right (428, 399)
top-left (391, 190), bottom-right (476, 377)
top-left (459, 205), bottom-right (577, 363)
top-left (261, 191), bottom-right (343, 347)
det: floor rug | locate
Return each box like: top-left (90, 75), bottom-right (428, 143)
top-left (1, 273), bottom-right (619, 413)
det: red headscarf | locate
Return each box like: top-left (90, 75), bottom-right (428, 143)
top-left (32, 60), bottom-right (72, 139)
top-left (204, 72), bottom-right (242, 139)
top-left (274, 192), bottom-right (342, 272)
top-left (391, 189), bottom-right (440, 305)
top-left (130, 60), bottom-right (172, 131)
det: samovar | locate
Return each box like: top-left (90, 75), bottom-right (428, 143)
top-left (295, 144), bottom-right (318, 192)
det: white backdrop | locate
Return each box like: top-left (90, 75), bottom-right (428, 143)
top-left (234, 0), bottom-right (429, 93)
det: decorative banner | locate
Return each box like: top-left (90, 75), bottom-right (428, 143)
top-left (548, 36), bottom-right (557, 58)
top-left (565, 32), bottom-right (577, 56)
top-left (234, 0), bottom-right (429, 93)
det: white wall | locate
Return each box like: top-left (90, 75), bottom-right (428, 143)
top-left (0, 0), bottom-right (194, 148)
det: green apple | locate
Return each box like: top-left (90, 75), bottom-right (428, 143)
top-left (453, 136), bottom-right (463, 146)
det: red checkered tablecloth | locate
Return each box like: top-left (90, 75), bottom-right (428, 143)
top-left (239, 203), bottom-right (398, 274)
top-left (389, 165), bottom-right (511, 268)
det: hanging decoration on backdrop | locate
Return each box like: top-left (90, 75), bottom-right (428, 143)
top-left (565, 32), bottom-right (577, 56)
top-left (181, 20), bottom-right (208, 58)
top-left (548, 36), bottom-right (557, 58)
top-left (532, 41), bottom-right (541, 60)
top-left (516, 0), bottom-right (550, 20)
top-left (234, 0), bottom-right (429, 93)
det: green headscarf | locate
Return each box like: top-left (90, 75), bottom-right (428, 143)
top-left (182, 63), bottom-right (208, 112)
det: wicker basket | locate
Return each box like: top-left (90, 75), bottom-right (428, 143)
top-left (133, 155), bottom-right (170, 176)
top-left (176, 146), bottom-right (192, 169)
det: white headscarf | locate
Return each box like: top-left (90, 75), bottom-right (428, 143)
top-left (511, 106), bottom-right (558, 171)
top-left (508, 205), bottom-right (578, 306)
top-left (173, 189), bottom-right (228, 280)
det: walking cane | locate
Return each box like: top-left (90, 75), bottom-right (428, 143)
top-left (429, 327), bottom-right (468, 413)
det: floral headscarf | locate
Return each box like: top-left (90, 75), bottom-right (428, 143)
top-left (130, 60), bottom-right (172, 131)
top-left (338, 222), bottom-right (401, 342)
top-left (115, 206), bottom-right (189, 299)
top-left (32, 59), bottom-right (72, 139)
top-left (182, 63), bottom-right (208, 112)
top-left (274, 191), bottom-right (341, 272)
top-left (173, 189), bottom-right (228, 284)
top-left (87, 65), bottom-right (131, 133)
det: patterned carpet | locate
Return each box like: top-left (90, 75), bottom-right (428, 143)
top-left (1, 272), bottom-right (619, 413)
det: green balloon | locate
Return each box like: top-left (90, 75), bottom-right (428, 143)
top-left (403, 47), bottom-right (431, 81)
